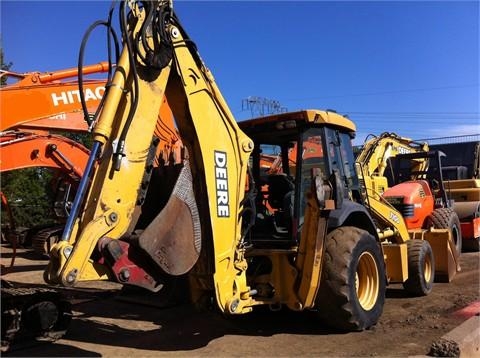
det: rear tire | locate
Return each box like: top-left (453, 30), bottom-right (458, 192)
top-left (315, 226), bottom-right (385, 331)
top-left (403, 240), bottom-right (435, 296)
top-left (425, 208), bottom-right (462, 255)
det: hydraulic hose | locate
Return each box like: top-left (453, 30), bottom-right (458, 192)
top-left (112, 0), bottom-right (172, 171)
top-left (78, 3), bottom-right (119, 127)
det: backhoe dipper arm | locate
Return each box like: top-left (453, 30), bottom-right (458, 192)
top-left (46, 1), bottom-right (254, 314)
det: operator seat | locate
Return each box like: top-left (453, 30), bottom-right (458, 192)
top-left (268, 173), bottom-right (294, 210)
top-left (268, 173), bottom-right (295, 234)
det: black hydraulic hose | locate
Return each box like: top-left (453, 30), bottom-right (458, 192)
top-left (112, 0), bottom-right (140, 171)
top-left (78, 20), bottom-right (110, 125)
top-left (106, 1), bottom-right (120, 83)
top-left (78, 33), bottom-right (120, 125)
top-left (112, 1), bottom-right (175, 171)
top-left (135, 1), bottom-right (172, 69)
top-left (138, 1), bottom-right (156, 63)
top-left (90, 4), bottom-right (121, 128)
top-left (77, 1), bottom-right (120, 128)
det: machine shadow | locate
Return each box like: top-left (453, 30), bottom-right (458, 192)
top-left (54, 296), bottom-right (345, 353)
top-left (386, 287), bottom-right (412, 299)
top-left (1, 264), bottom-right (48, 274)
top-left (3, 342), bottom-right (102, 357)
top-left (0, 245), bottom-right (49, 261)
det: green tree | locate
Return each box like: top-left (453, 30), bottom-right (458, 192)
top-left (57, 130), bottom-right (94, 149)
top-left (1, 169), bottom-right (56, 229)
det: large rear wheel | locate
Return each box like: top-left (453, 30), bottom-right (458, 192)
top-left (315, 226), bottom-right (385, 331)
top-left (403, 239), bottom-right (435, 296)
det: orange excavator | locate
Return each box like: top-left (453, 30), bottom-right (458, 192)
top-left (0, 63), bottom-right (110, 352)
top-left (1, 62), bottom-right (182, 256)
top-left (1, 62), bottom-right (181, 351)
top-left (0, 62), bottom-right (109, 257)
top-left (1, 62), bottom-right (181, 155)
top-left (0, 131), bottom-right (91, 255)
top-left (0, 62), bottom-right (108, 132)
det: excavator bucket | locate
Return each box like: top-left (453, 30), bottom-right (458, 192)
top-left (138, 164), bottom-right (202, 276)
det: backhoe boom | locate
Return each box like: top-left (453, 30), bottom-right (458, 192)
top-left (46, 1), bottom-right (254, 314)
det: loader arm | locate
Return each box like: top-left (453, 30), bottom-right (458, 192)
top-left (46, 1), bottom-right (254, 314)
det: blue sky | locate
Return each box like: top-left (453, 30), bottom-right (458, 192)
top-left (1, 1), bottom-right (479, 144)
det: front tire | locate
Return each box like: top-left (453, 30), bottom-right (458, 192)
top-left (315, 226), bottom-right (386, 331)
top-left (403, 239), bottom-right (435, 296)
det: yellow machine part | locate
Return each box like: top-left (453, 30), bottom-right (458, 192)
top-left (383, 227), bottom-right (460, 285)
top-left (445, 179), bottom-right (480, 189)
top-left (449, 188), bottom-right (480, 202)
top-left (409, 229), bottom-right (460, 282)
top-left (382, 243), bottom-right (408, 283)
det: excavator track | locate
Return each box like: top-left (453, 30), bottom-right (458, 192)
top-left (1, 280), bottom-right (72, 352)
top-left (31, 225), bottom-right (63, 258)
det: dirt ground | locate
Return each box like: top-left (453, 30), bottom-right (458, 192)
top-left (1, 244), bottom-right (479, 357)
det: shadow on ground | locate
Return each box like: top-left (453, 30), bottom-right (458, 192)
top-left (6, 290), bottom-right (349, 356)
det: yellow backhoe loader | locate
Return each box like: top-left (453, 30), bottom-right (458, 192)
top-left (42, 0), bottom-right (460, 333)
top-left (45, 0), bottom-right (386, 331)
top-left (356, 132), bottom-right (461, 294)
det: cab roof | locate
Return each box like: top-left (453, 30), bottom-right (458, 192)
top-left (238, 109), bottom-right (356, 134)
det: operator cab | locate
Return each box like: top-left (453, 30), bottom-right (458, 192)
top-left (239, 110), bottom-right (360, 248)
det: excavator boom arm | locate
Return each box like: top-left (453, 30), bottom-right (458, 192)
top-left (0, 63), bottom-right (110, 132)
top-left (0, 131), bottom-right (90, 178)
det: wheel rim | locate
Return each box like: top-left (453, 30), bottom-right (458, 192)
top-left (423, 250), bottom-right (433, 283)
top-left (355, 252), bottom-right (380, 311)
